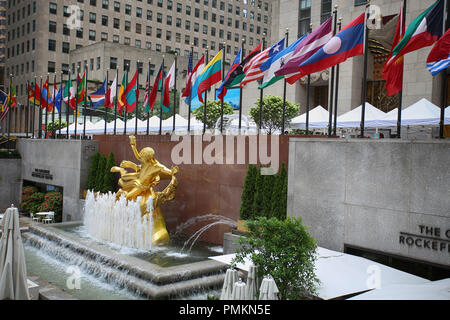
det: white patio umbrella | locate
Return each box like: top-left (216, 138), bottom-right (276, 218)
top-left (245, 265), bottom-right (258, 300)
top-left (220, 268), bottom-right (238, 300)
top-left (259, 275), bottom-right (279, 300)
top-left (0, 206), bottom-right (30, 300)
top-left (231, 279), bottom-right (247, 300)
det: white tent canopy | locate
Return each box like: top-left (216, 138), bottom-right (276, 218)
top-left (375, 98), bottom-right (446, 127)
top-left (209, 247), bottom-right (430, 300)
top-left (348, 278), bottom-right (450, 300)
top-left (290, 106), bottom-right (330, 129)
top-left (337, 102), bottom-right (387, 128)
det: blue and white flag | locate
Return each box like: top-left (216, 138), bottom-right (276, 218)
top-left (89, 78), bottom-right (107, 109)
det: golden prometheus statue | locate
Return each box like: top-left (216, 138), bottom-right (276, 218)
top-left (111, 136), bottom-right (178, 245)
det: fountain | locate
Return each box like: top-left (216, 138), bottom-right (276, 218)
top-left (22, 136), bottom-right (233, 299)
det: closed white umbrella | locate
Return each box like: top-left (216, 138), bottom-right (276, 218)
top-left (220, 268), bottom-right (238, 300)
top-left (231, 279), bottom-right (247, 300)
top-left (0, 206), bottom-right (30, 300)
top-left (245, 265), bottom-right (258, 300)
top-left (259, 275), bottom-right (279, 300)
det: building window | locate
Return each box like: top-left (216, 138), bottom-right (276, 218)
top-left (321, 0), bottom-right (332, 23)
top-left (113, 18), bottom-right (120, 29)
top-left (89, 30), bottom-right (96, 41)
top-left (113, 35), bottom-right (119, 43)
top-left (354, 0), bottom-right (367, 6)
top-left (102, 15), bottom-right (108, 26)
top-left (136, 23), bottom-right (142, 34)
top-left (299, 0), bottom-right (311, 37)
top-left (125, 21), bottom-right (131, 31)
top-left (146, 26), bottom-right (152, 36)
top-left (102, 0), bottom-right (109, 9)
top-left (89, 12), bottom-right (96, 23)
top-left (48, 39), bottom-right (56, 51)
top-left (110, 57), bottom-right (117, 69)
top-left (114, 1), bottom-right (120, 12)
top-left (147, 10), bottom-right (152, 20)
top-left (124, 37), bottom-right (130, 45)
top-left (63, 24), bottom-right (70, 36)
top-left (49, 21), bottom-right (57, 33)
top-left (136, 7), bottom-right (142, 18)
top-left (125, 4), bottom-right (131, 15)
top-left (101, 32), bottom-right (108, 41)
top-left (49, 2), bottom-right (57, 14)
top-left (48, 61), bottom-right (56, 73)
top-left (135, 39), bottom-right (141, 48)
top-left (62, 42), bottom-right (70, 54)
top-left (63, 6), bottom-right (71, 17)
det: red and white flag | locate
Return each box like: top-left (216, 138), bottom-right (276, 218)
top-left (105, 73), bottom-right (117, 109)
top-left (240, 49), bottom-right (270, 88)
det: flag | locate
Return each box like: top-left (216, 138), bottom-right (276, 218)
top-left (28, 84), bottom-right (40, 106)
top-left (143, 71), bottom-right (150, 113)
top-left (54, 84), bottom-right (62, 113)
top-left (41, 80), bottom-right (54, 112)
top-left (260, 35), bottom-right (308, 89)
top-left (147, 63), bottom-right (164, 112)
top-left (221, 44), bottom-right (262, 92)
top-left (196, 50), bottom-right (223, 103)
top-left (162, 61), bottom-right (176, 112)
top-left (388, 0), bottom-right (444, 68)
top-left (275, 17), bottom-right (333, 84)
top-left (77, 72), bottom-right (86, 104)
top-left (183, 56), bottom-right (206, 104)
top-left (0, 90), bottom-right (8, 121)
top-left (63, 79), bottom-right (76, 110)
top-left (427, 28), bottom-right (450, 76)
top-left (182, 51), bottom-right (194, 98)
top-left (298, 13), bottom-right (366, 77)
top-left (117, 72), bottom-right (127, 114)
top-left (89, 78), bottom-right (107, 109)
top-left (218, 49), bottom-right (242, 100)
top-left (241, 39), bottom-right (285, 88)
top-left (105, 73), bottom-right (117, 109)
top-left (382, 6), bottom-right (405, 96)
top-left (6, 79), bottom-right (17, 109)
top-left (121, 71), bottom-right (138, 113)
top-left (49, 82), bottom-right (57, 113)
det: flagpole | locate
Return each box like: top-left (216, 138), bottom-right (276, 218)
top-left (188, 45), bottom-right (193, 134)
top-left (239, 39), bottom-right (246, 134)
top-left (135, 61), bottom-right (139, 136)
top-left (281, 29), bottom-right (289, 135)
top-left (75, 67), bottom-right (80, 138)
top-left (397, 0), bottom-right (406, 139)
top-left (38, 76), bottom-right (43, 139)
top-left (104, 70), bottom-right (108, 135)
top-left (159, 58), bottom-right (165, 135)
top-left (25, 80), bottom-right (29, 138)
top-left (7, 75), bottom-right (12, 140)
top-left (45, 74), bottom-right (50, 139)
top-left (114, 69), bottom-right (118, 135)
top-left (306, 24), bottom-right (312, 134)
top-left (203, 47), bottom-right (209, 135)
top-left (333, 18), bottom-right (342, 136)
top-left (147, 59), bottom-right (151, 135)
top-left (328, 6), bottom-right (338, 137)
top-left (32, 77), bottom-right (36, 138)
top-left (173, 53), bottom-right (178, 133)
top-left (360, 3), bottom-right (370, 138)
top-left (258, 34), bottom-right (266, 135)
top-left (59, 72), bottom-right (63, 138)
top-left (83, 63), bottom-right (88, 139)
top-left (52, 73), bottom-right (56, 138)
top-left (124, 64), bottom-right (129, 136)
top-left (440, 0), bottom-right (449, 139)
top-left (66, 72), bottom-right (70, 139)
top-left (220, 42), bottom-right (226, 134)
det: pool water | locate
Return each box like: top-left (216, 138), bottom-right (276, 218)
top-left (54, 224), bottom-right (224, 268)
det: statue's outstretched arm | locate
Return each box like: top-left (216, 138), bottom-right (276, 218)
top-left (129, 136), bottom-right (142, 162)
top-left (120, 160), bottom-right (140, 172)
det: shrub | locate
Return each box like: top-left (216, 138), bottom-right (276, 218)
top-left (239, 164), bottom-right (258, 220)
top-left (232, 217), bottom-right (319, 300)
top-left (87, 152), bottom-right (100, 191)
top-left (95, 154), bottom-right (107, 192)
top-left (270, 162), bottom-right (288, 220)
top-left (252, 166), bottom-right (264, 219)
top-left (102, 152), bottom-right (117, 193)
top-left (38, 191), bottom-right (63, 222)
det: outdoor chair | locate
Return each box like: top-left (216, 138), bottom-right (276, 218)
top-left (30, 213), bottom-right (40, 223)
top-left (42, 212), bottom-right (55, 224)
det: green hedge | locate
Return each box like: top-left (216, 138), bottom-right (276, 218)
top-left (86, 152), bottom-right (117, 193)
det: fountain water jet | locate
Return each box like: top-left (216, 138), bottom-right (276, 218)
top-left (84, 191), bottom-right (153, 251)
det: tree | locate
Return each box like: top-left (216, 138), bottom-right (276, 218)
top-left (252, 166), bottom-right (264, 219)
top-left (95, 154), bottom-right (107, 192)
top-left (240, 164), bottom-right (258, 220)
top-left (46, 121), bottom-right (68, 138)
top-left (249, 95), bottom-right (299, 134)
top-left (192, 100), bottom-right (234, 129)
top-left (232, 217), bottom-right (319, 300)
top-left (102, 152), bottom-right (117, 193)
top-left (261, 168), bottom-right (275, 218)
top-left (271, 162), bottom-right (288, 220)
top-left (87, 152), bottom-right (100, 191)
